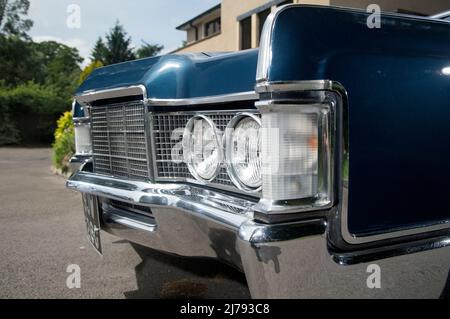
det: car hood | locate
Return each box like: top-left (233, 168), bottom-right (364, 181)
top-left (76, 50), bottom-right (259, 99)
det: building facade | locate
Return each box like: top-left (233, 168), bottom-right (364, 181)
top-left (173, 0), bottom-right (450, 53)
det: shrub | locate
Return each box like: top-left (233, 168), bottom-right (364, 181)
top-left (0, 110), bottom-right (20, 145)
top-left (0, 82), bottom-right (70, 145)
top-left (52, 111), bottom-right (75, 173)
top-left (79, 60), bottom-right (103, 85)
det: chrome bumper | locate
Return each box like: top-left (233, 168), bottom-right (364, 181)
top-left (66, 171), bottom-right (450, 298)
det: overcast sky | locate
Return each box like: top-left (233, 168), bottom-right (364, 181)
top-left (28, 0), bottom-right (220, 66)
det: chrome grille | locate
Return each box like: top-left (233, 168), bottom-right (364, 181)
top-left (151, 111), bottom-right (255, 187)
top-left (91, 100), bottom-right (149, 181)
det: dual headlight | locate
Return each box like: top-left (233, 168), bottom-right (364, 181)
top-left (182, 102), bottom-right (332, 210)
top-left (182, 113), bottom-right (262, 192)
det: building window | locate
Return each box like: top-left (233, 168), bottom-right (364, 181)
top-left (240, 16), bottom-right (252, 50)
top-left (204, 18), bottom-right (221, 37)
top-left (277, 0), bottom-right (293, 7)
top-left (258, 8), bottom-right (271, 45)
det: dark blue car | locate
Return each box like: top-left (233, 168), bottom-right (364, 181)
top-left (67, 5), bottom-right (450, 298)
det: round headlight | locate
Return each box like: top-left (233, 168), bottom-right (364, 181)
top-left (225, 113), bottom-right (262, 192)
top-left (183, 115), bottom-right (223, 182)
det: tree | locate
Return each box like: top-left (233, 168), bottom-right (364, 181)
top-left (32, 41), bottom-right (83, 99)
top-left (79, 60), bottom-right (103, 85)
top-left (91, 21), bottom-right (164, 65)
top-left (135, 41), bottom-right (163, 59)
top-left (0, 0), bottom-right (33, 38)
top-left (90, 37), bottom-right (107, 64)
top-left (104, 20), bottom-right (135, 65)
top-left (0, 38), bottom-right (82, 94)
top-left (0, 35), bottom-right (39, 86)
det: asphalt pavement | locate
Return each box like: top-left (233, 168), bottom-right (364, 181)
top-left (0, 148), bottom-right (250, 299)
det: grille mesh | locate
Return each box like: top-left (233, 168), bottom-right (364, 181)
top-left (91, 100), bottom-right (149, 181)
top-left (151, 112), bottom-right (244, 187)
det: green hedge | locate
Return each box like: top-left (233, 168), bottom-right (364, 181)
top-left (0, 82), bottom-right (70, 145)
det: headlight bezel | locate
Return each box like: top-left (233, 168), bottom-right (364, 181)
top-left (225, 112), bottom-right (262, 193)
top-left (252, 87), bottom-right (338, 217)
top-left (72, 99), bottom-right (93, 156)
top-left (182, 114), bottom-right (224, 183)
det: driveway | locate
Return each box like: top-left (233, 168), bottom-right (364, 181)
top-left (0, 148), bottom-right (250, 299)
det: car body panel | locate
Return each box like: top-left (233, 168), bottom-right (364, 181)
top-left (262, 6), bottom-right (450, 237)
top-left (76, 50), bottom-right (259, 99)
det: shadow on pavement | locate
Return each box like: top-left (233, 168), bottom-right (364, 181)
top-left (440, 269), bottom-right (450, 299)
top-left (123, 242), bottom-right (251, 299)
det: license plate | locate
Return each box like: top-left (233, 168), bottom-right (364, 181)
top-left (82, 194), bottom-right (102, 255)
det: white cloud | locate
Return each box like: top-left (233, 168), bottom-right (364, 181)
top-left (32, 35), bottom-right (91, 67)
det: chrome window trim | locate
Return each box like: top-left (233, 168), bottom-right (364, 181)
top-left (256, 80), bottom-right (450, 243)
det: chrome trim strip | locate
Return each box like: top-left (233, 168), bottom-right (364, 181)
top-left (256, 5), bottom-right (295, 83)
top-left (103, 208), bottom-right (157, 233)
top-left (75, 85), bottom-right (148, 105)
top-left (73, 117), bottom-right (90, 124)
top-left (256, 80), bottom-right (336, 93)
top-left (146, 91), bottom-right (258, 106)
top-left (69, 155), bottom-right (92, 173)
top-left (430, 10), bottom-right (450, 20)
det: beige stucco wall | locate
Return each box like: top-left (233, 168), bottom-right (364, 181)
top-left (332, 0), bottom-right (450, 15)
top-left (174, 0), bottom-right (450, 53)
top-left (174, 0), bottom-right (331, 53)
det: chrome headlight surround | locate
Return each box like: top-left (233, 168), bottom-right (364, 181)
top-left (225, 113), bottom-right (262, 193)
top-left (72, 100), bottom-right (92, 156)
top-left (182, 115), bottom-right (224, 183)
top-left (253, 84), bottom-right (337, 217)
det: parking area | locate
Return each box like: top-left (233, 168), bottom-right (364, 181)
top-left (0, 148), bottom-right (250, 299)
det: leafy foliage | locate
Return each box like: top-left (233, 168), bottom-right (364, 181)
top-left (0, 36), bottom-right (83, 98)
top-left (52, 111), bottom-right (75, 172)
top-left (0, 97), bottom-right (20, 145)
top-left (0, 83), bottom-right (68, 145)
top-left (91, 21), bottom-right (163, 66)
top-left (0, 0), bottom-right (33, 38)
top-left (90, 37), bottom-right (107, 64)
top-left (136, 41), bottom-right (163, 59)
top-left (0, 35), bottom-right (39, 86)
top-left (103, 21), bottom-right (136, 65)
top-left (0, 82), bottom-right (68, 115)
top-left (32, 41), bottom-right (83, 100)
top-left (79, 60), bottom-right (103, 85)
